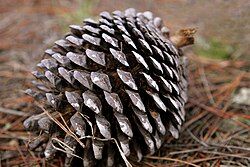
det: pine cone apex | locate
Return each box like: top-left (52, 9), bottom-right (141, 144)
top-left (170, 27), bottom-right (197, 48)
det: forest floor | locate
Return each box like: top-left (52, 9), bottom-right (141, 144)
top-left (0, 0), bottom-right (249, 166)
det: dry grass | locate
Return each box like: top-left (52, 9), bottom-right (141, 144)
top-left (0, 0), bottom-right (249, 166)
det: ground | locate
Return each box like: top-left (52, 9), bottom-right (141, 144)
top-left (0, 0), bottom-right (249, 166)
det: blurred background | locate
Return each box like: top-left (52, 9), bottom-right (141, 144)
top-left (0, 0), bottom-right (249, 166)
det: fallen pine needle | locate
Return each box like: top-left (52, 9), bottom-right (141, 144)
top-left (0, 107), bottom-right (30, 116)
top-left (144, 156), bottom-right (200, 167)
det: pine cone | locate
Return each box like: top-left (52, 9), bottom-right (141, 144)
top-left (24, 8), bottom-right (193, 167)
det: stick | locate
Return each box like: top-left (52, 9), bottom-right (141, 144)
top-left (0, 107), bottom-right (29, 116)
top-left (144, 156), bottom-right (200, 167)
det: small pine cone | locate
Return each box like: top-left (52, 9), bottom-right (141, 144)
top-left (24, 8), bottom-right (193, 167)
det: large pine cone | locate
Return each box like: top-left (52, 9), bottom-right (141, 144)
top-left (24, 8), bottom-right (191, 167)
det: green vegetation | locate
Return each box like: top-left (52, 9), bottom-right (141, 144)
top-left (195, 37), bottom-right (234, 60)
top-left (58, 0), bottom-right (97, 32)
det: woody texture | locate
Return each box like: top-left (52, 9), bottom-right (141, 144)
top-left (23, 8), bottom-right (195, 167)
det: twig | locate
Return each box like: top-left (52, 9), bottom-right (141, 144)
top-left (199, 65), bottom-right (215, 104)
top-left (187, 129), bottom-right (250, 152)
top-left (37, 103), bottom-right (133, 167)
top-left (144, 156), bottom-right (200, 167)
top-left (200, 150), bottom-right (250, 160)
top-left (172, 156), bottom-right (227, 167)
top-left (169, 148), bottom-right (205, 155)
top-left (209, 143), bottom-right (250, 152)
top-left (36, 103), bottom-right (85, 149)
top-left (142, 162), bottom-right (157, 167)
top-left (0, 131), bottom-right (30, 141)
top-left (187, 129), bottom-right (209, 147)
top-left (51, 137), bottom-right (83, 160)
top-left (15, 143), bottom-right (28, 166)
top-left (192, 156), bottom-right (226, 163)
top-left (0, 107), bottom-right (30, 116)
